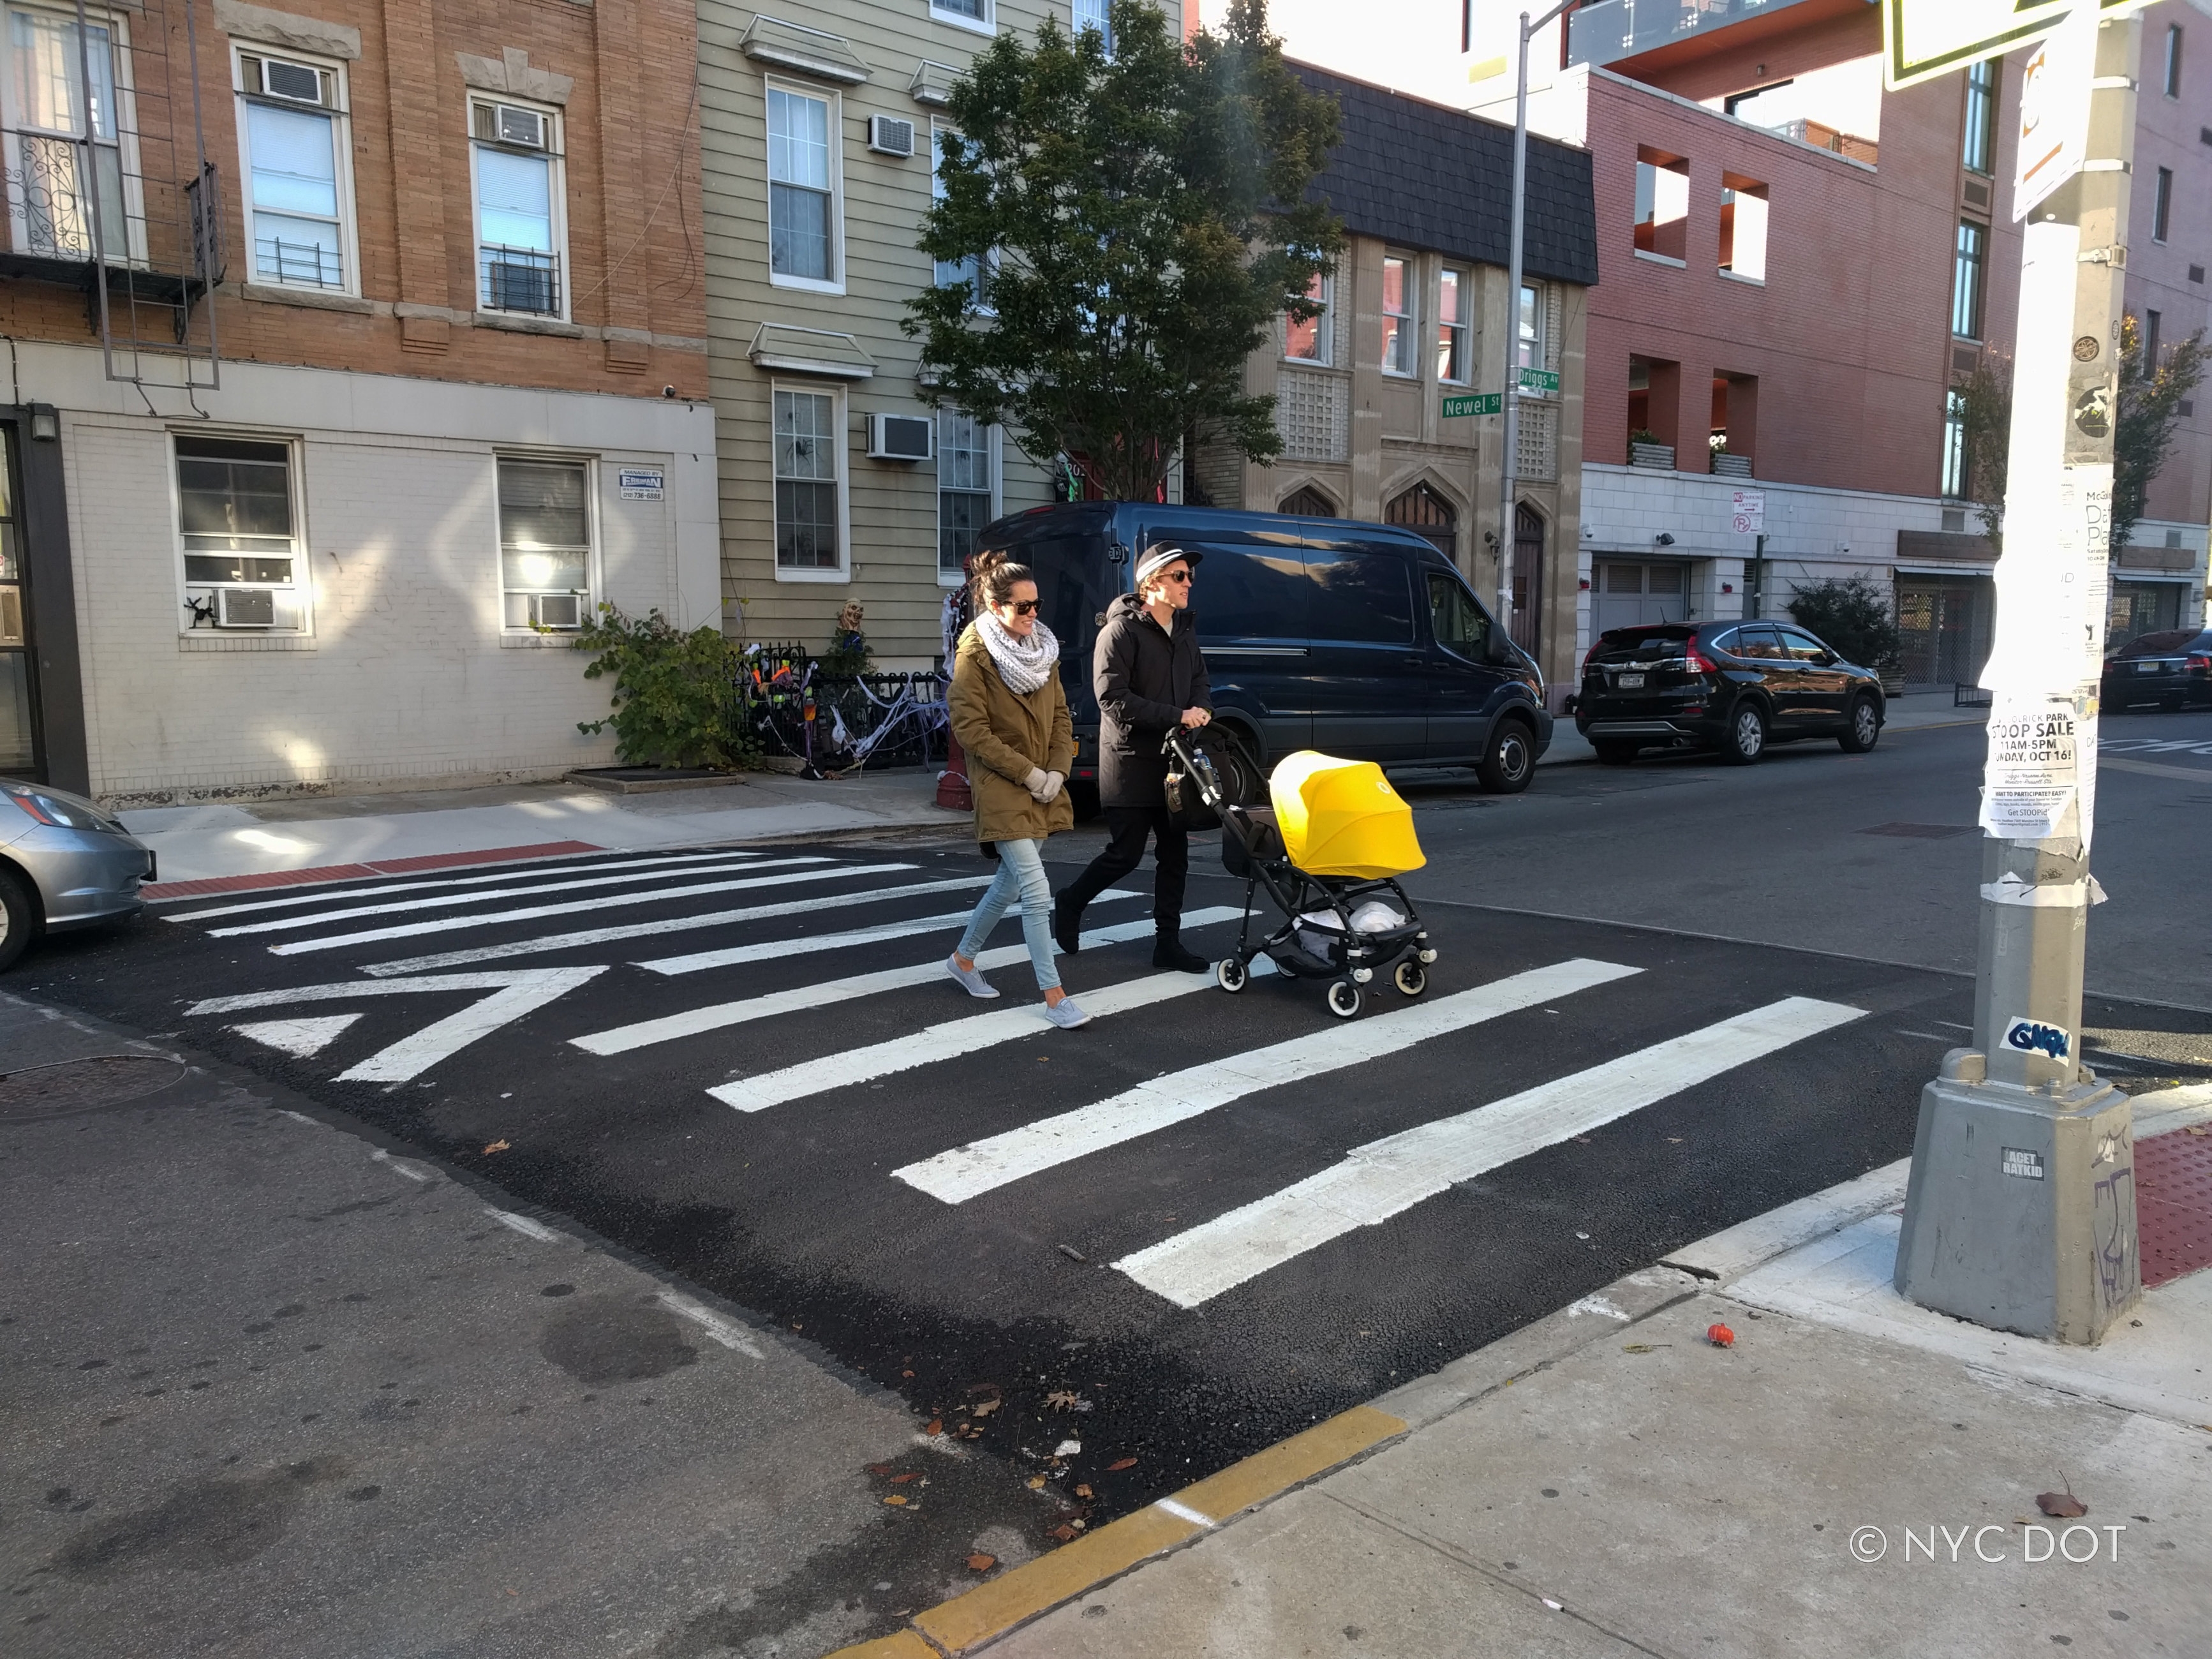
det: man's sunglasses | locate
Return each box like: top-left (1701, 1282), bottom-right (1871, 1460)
top-left (1159, 569), bottom-right (1194, 584)
top-left (1004, 599), bottom-right (1039, 615)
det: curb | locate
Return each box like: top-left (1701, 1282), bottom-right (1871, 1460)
top-left (824, 1405), bottom-right (1408, 1658)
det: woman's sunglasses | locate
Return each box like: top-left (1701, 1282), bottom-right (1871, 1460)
top-left (1003, 599), bottom-right (1039, 615)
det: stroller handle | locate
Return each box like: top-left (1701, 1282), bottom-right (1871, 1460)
top-left (1161, 722), bottom-right (1259, 814)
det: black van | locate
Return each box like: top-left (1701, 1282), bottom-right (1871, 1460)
top-left (974, 502), bottom-right (1551, 800)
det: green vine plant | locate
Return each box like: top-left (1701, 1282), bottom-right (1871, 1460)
top-left (570, 603), bottom-right (760, 771)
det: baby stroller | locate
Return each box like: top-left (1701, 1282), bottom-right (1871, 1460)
top-left (1162, 728), bottom-right (1436, 1020)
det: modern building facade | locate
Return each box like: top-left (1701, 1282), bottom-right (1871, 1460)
top-left (0, 0), bottom-right (715, 801)
top-left (1189, 63), bottom-right (1597, 699)
top-left (699, 0), bottom-right (1180, 670)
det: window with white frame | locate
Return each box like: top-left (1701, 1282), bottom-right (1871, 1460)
top-left (498, 458), bottom-right (592, 630)
top-left (1073, 0), bottom-right (1111, 53)
top-left (1517, 281), bottom-right (1545, 370)
top-left (4, 6), bottom-right (137, 262)
top-left (1941, 389), bottom-right (1967, 500)
top-left (932, 0), bottom-right (993, 33)
top-left (775, 387), bottom-right (844, 573)
top-left (932, 122), bottom-right (988, 306)
top-left (175, 435), bottom-right (308, 632)
top-left (1436, 267), bottom-right (1468, 382)
top-left (768, 83), bottom-right (838, 288)
top-left (1381, 254), bottom-right (1414, 376)
top-left (471, 97), bottom-right (566, 316)
top-left (937, 411), bottom-right (993, 578)
top-left (233, 45), bottom-right (350, 290)
top-left (1285, 270), bottom-right (1330, 364)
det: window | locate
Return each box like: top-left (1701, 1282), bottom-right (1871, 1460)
top-left (930, 0), bottom-right (993, 33)
top-left (2145, 309), bottom-right (2163, 368)
top-left (2166, 24), bottom-right (2183, 99)
top-left (1303, 546), bottom-right (1414, 643)
top-left (1427, 570), bottom-right (1491, 662)
top-left (2154, 166), bottom-right (2173, 243)
top-left (1286, 271), bottom-right (1330, 364)
top-left (1718, 175), bottom-right (1767, 280)
top-left (1634, 147), bottom-right (1688, 261)
top-left (1381, 255), bottom-right (1414, 375)
top-left (1941, 388), bottom-right (1967, 499)
top-left (930, 123), bottom-right (988, 307)
top-left (937, 411), bottom-right (993, 579)
top-left (768, 84), bottom-right (838, 288)
top-left (1951, 219), bottom-right (1986, 340)
top-left (773, 387), bottom-right (843, 574)
top-left (234, 48), bottom-right (350, 290)
top-left (1436, 267), bottom-right (1468, 382)
top-left (175, 436), bottom-right (306, 631)
top-left (1072, 0), bottom-right (1111, 54)
top-left (1962, 59), bottom-right (1995, 175)
top-left (471, 98), bottom-right (565, 316)
top-left (1517, 282), bottom-right (1544, 371)
top-left (5, 6), bottom-right (131, 260)
top-left (498, 458), bottom-right (591, 630)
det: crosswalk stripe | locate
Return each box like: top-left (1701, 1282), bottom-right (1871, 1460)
top-left (704, 906), bottom-right (1254, 1112)
top-left (894, 958), bottom-right (1640, 1206)
top-left (358, 875), bottom-right (1006, 977)
top-left (1115, 994), bottom-right (1866, 1309)
top-left (575, 897), bottom-right (1156, 1056)
top-left (265, 863), bottom-right (914, 957)
top-left (203, 854), bottom-right (810, 938)
top-left (161, 849), bottom-right (756, 923)
top-left (632, 887), bottom-right (1140, 978)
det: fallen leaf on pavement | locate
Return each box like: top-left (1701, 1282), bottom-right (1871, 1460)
top-left (1108, 1457), bottom-right (1137, 1471)
top-left (972, 1399), bottom-right (1000, 1417)
top-left (2186, 1126), bottom-right (2207, 1136)
top-left (925, 1418), bottom-right (942, 1436)
top-left (1046, 1390), bottom-right (1081, 1410)
top-left (1069, 1518), bottom-right (1087, 1531)
top-left (901, 1369), bottom-right (914, 1378)
top-left (1027, 1476), bottom-right (1046, 1490)
top-left (889, 1472), bottom-right (921, 1484)
top-left (483, 1140), bottom-right (510, 1154)
top-left (1622, 1343), bottom-right (1670, 1355)
top-left (2037, 1490), bottom-right (2088, 1519)
top-left (866, 1464), bottom-right (893, 1475)
top-left (967, 1554), bottom-right (996, 1572)
top-left (883, 1496), bottom-right (908, 1506)
top-left (1074, 1484), bottom-right (1094, 1499)
top-left (1048, 1524), bottom-right (1078, 1542)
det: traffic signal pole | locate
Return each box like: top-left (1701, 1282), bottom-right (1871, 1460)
top-left (1893, 11), bottom-right (2141, 1343)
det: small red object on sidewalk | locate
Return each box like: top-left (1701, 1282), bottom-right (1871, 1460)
top-left (1705, 1323), bottom-right (1735, 1348)
top-left (937, 732), bottom-right (974, 812)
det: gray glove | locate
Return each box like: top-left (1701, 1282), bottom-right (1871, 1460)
top-left (1037, 771), bottom-right (1065, 803)
top-left (1024, 766), bottom-right (1050, 799)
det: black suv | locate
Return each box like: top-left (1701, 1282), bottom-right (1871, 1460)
top-left (1571, 620), bottom-right (1885, 765)
top-left (2102, 627), bottom-right (2212, 711)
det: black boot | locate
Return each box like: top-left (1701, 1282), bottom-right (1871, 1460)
top-left (1053, 891), bottom-right (1083, 956)
top-left (1152, 921), bottom-right (1208, 973)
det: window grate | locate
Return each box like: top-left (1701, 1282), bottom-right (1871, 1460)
top-left (482, 245), bottom-right (560, 315)
top-left (1276, 367), bottom-right (1347, 462)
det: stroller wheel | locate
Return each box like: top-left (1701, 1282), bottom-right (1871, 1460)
top-left (1326, 980), bottom-right (1362, 1019)
top-left (1215, 956), bottom-right (1248, 993)
top-left (1393, 961), bottom-right (1427, 997)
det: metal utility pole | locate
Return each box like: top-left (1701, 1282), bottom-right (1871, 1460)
top-left (1893, 6), bottom-right (2141, 1344)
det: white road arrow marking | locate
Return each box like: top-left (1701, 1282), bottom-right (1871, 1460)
top-left (187, 968), bottom-right (607, 1082)
top-left (229, 1014), bottom-right (363, 1057)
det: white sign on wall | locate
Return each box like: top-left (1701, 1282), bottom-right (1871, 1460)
top-left (1730, 488), bottom-right (1765, 535)
top-left (618, 468), bottom-right (665, 501)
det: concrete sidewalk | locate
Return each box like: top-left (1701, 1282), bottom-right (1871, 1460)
top-left (861, 1084), bottom-right (2212, 1659)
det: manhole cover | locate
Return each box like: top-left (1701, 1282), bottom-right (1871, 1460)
top-left (0, 1056), bottom-right (188, 1120)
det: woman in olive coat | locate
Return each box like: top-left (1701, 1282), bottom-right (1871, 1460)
top-left (944, 549), bottom-right (1090, 1027)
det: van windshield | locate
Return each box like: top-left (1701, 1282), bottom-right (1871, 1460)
top-left (993, 533), bottom-right (1119, 717)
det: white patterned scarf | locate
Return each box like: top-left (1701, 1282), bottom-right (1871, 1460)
top-left (976, 613), bottom-right (1061, 694)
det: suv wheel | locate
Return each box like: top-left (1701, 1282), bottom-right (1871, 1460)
top-left (0, 865), bottom-right (36, 973)
top-left (1476, 717), bottom-right (1536, 794)
top-left (1839, 694), bottom-right (1882, 754)
top-left (1722, 701), bottom-right (1767, 766)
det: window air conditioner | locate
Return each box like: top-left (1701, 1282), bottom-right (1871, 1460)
top-left (249, 55), bottom-right (327, 105)
top-left (474, 103), bottom-right (547, 149)
top-left (867, 413), bottom-right (933, 461)
top-left (216, 588), bottom-right (276, 629)
top-left (868, 115), bottom-right (916, 158)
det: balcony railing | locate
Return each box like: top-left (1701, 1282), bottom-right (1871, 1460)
top-left (1566, 0), bottom-right (1817, 72)
top-left (5, 129), bottom-right (130, 263)
top-left (480, 244), bottom-right (561, 316)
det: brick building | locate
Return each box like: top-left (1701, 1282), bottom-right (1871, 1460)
top-left (0, 0), bottom-right (714, 801)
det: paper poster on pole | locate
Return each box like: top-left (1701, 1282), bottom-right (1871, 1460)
top-left (1980, 694), bottom-right (2082, 844)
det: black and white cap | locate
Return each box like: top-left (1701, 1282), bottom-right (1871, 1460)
top-left (1134, 542), bottom-right (1201, 587)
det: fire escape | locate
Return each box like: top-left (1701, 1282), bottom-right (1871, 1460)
top-left (0, 0), bottom-right (221, 388)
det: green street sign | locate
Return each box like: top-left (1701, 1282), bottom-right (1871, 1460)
top-left (1515, 368), bottom-right (1560, 394)
top-left (1441, 392), bottom-right (1501, 417)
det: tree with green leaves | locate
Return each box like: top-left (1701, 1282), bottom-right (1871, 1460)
top-left (1953, 351), bottom-right (2012, 549)
top-left (2112, 311), bottom-right (2208, 554)
top-left (904, 0), bottom-right (1342, 502)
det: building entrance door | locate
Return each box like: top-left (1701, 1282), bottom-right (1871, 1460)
top-left (0, 428), bottom-right (37, 778)
top-left (1386, 482), bottom-right (1457, 558)
top-left (1896, 576), bottom-right (1992, 688)
top-left (1510, 504), bottom-right (1544, 653)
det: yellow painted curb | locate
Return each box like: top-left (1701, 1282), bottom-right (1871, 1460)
top-left (882, 1402), bottom-right (1409, 1656)
top-left (820, 1633), bottom-right (937, 1659)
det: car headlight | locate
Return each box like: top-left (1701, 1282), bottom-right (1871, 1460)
top-left (1, 782), bottom-right (119, 833)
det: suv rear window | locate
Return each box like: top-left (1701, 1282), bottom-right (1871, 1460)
top-left (1589, 625), bottom-right (1694, 663)
top-left (2114, 628), bottom-right (2198, 657)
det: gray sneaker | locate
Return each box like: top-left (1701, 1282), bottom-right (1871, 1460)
top-left (946, 953), bottom-right (1001, 999)
top-left (1043, 996), bottom-right (1092, 1029)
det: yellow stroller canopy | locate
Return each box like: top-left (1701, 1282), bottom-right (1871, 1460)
top-left (1268, 751), bottom-right (1427, 880)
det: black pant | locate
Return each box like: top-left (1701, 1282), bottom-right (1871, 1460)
top-left (1059, 804), bottom-right (1188, 928)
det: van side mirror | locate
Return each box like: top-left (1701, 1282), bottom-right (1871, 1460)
top-left (1485, 630), bottom-right (1516, 666)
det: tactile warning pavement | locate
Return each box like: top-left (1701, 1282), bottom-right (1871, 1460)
top-left (2136, 1127), bottom-right (2212, 1289)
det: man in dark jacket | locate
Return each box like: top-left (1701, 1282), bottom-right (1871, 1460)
top-left (1053, 542), bottom-right (1213, 972)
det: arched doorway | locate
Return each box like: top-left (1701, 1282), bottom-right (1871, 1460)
top-left (1386, 481), bottom-right (1457, 557)
top-left (1511, 503), bottom-right (1545, 654)
top-left (1279, 485), bottom-right (1337, 517)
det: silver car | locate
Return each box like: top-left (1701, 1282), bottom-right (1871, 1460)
top-left (0, 777), bottom-right (154, 971)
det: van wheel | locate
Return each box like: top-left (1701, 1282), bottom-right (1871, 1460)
top-left (1592, 739), bottom-right (1638, 766)
top-left (0, 866), bottom-right (37, 973)
top-left (1476, 718), bottom-right (1536, 794)
top-left (1839, 694), bottom-right (1882, 754)
top-left (1722, 701), bottom-right (1767, 765)
top-left (1206, 726), bottom-right (1265, 808)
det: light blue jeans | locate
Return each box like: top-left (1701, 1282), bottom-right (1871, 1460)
top-left (956, 837), bottom-right (1061, 993)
